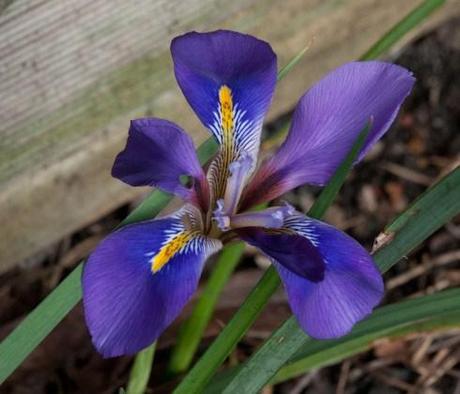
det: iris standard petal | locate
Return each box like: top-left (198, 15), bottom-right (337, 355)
top-left (240, 61), bottom-right (415, 209)
top-left (82, 207), bottom-right (221, 357)
top-left (172, 31), bottom-right (277, 204)
top-left (171, 30), bottom-right (277, 164)
top-left (112, 118), bottom-right (207, 205)
top-left (275, 214), bottom-right (384, 339)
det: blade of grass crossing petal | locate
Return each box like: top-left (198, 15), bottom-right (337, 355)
top-left (360, 0), bottom-right (445, 61)
top-left (205, 289), bottom-right (460, 392)
top-left (214, 167), bottom-right (460, 393)
top-left (125, 344), bottom-right (156, 394)
top-left (0, 139), bottom-right (218, 385)
top-left (167, 242), bottom-right (245, 375)
top-left (308, 120), bottom-right (372, 219)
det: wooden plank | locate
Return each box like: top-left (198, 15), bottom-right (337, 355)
top-left (0, 0), bottom-right (457, 272)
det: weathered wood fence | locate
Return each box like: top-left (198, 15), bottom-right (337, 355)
top-left (0, 0), bottom-right (457, 272)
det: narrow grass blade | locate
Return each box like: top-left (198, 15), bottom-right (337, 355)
top-left (215, 167), bottom-right (460, 393)
top-left (126, 344), bottom-right (156, 394)
top-left (0, 265), bottom-right (83, 384)
top-left (376, 166), bottom-right (460, 272)
top-left (308, 120), bottom-right (371, 219)
top-left (360, 0), bottom-right (445, 61)
top-left (167, 242), bottom-right (245, 375)
top-left (206, 288), bottom-right (460, 392)
top-left (277, 43), bottom-right (311, 82)
top-left (274, 289), bottom-right (460, 384)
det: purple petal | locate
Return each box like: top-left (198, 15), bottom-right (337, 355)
top-left (112, 118), bottom-right (207, 205)
top-left (82, 208), bottom-right (221, 357)
top-left (276, 214), bottom-right (384, 339)
top-left (171, 30), bottom-right (277, 166)
top-left (238, 227), bottom-right (325, 282)
top-left (241, 61), bottom-right (414, 209)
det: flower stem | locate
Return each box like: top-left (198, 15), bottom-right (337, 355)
top-left (167, 242), bottom-right (246, 375)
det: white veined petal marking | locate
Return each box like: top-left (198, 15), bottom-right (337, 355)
top-left (145, 206), bottom-right (210, 274)
top-left (208, 85), bottom-right (260, 203)
top-left (284, 215), bottom-right (321, 247)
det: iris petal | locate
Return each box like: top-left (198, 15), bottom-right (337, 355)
top-left (172, 30), bottom-right (277, 202)
top-left (171, 30), bottom-right (277, 163)
top-left (112, 118), bottom-right (208, 206)
top-left (244, 212), bottom-right (383, 338)
top-left (241, 61), bottom-right (415, 209)
top-left (82, 206), bottom-right (221, 357)
top-left (238, 227), bottom-right (325, 282)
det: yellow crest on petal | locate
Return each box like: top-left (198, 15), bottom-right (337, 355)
top-left (219, 85), bottom-right (234, 138)
top-left (151, 231), bottom-right (196, 273)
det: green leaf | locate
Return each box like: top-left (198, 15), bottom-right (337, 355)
top-left (205, 288), bottom-right (460, 393)
top-left (277, 43), bottom-right (311, 82)
top-left (211, 167), bottom-right (460, 393)
top-left (0, 265), bottom-right (83, 384)
top-left (274, 289), bottom-right (460, 384)
top-left (376, 166), bottom-right (460, 273)
top-left (359, 0), bottom-right (445, 61)
top-left (126, 344), bottom-right (156, 394)
top-left (308, 120), bottom-right (372, 219)
top-left (167, 242), bottom-right (245, 375)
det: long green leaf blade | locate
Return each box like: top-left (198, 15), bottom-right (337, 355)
top-left (167, 242), bottom-right (245, 375)
top-left (217, 167), bottom-right (460, 393)
top-left (125, 344), bottom-right (156, 394)
top-left (0, 265), bottom-right (83, 384)
top-left (206, 288), bottom-right (460, 393)
top-left (360, 0), bottom-right (445, 61)
top-left (308, 120), bottom-right (371, 219)
top-left (274, 290), bottom-right (460, 384)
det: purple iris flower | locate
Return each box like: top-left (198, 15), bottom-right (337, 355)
top-left (82, 30), bottom-right (415, 357)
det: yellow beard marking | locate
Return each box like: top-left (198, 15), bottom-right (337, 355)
top-left (216, 85), bottom-right (235, 198)
top-left (151, 232), bottom-right (196, 273)
top-left (219, 85), bottom-right (234, 138)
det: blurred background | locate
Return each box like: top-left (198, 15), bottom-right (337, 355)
top-left (0, 1), bottom-right (459, 393)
